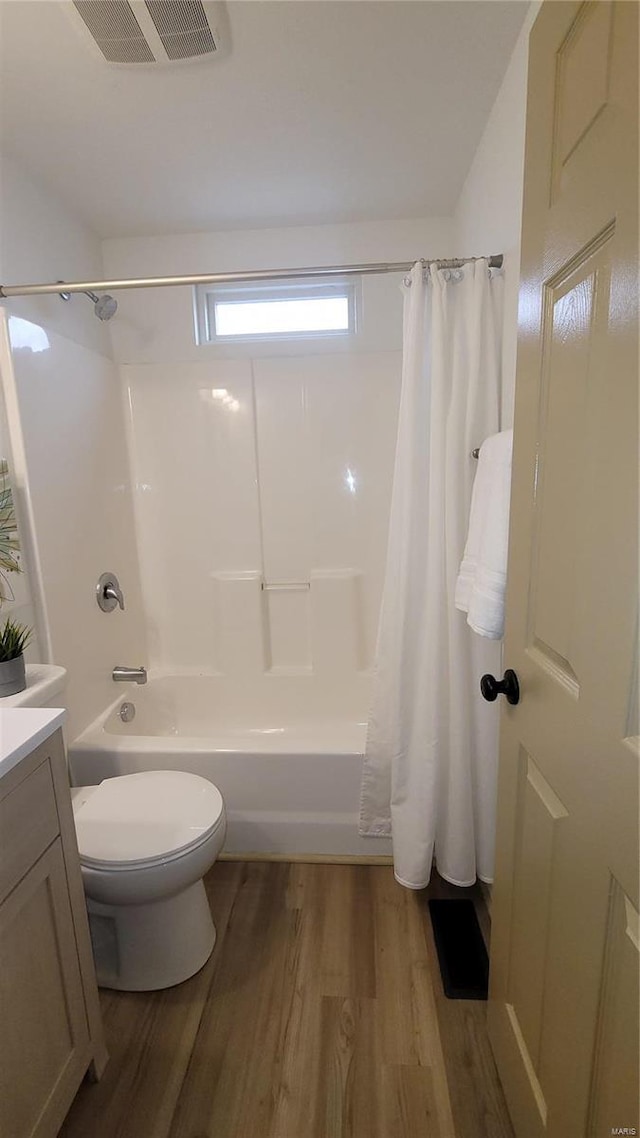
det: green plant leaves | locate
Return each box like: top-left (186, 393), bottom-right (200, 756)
top-left (0, 618), bottom-right (32, 661)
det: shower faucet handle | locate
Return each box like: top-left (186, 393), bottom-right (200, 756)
top-left (104, 582), bottom-right (124, 609)
top-left (97, 572), bottom-right (125, 613)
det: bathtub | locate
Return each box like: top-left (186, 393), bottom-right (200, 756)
top-left (69, 674), bottom-right (392, 859)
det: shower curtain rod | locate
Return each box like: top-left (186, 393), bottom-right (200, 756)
top-left (0, 254), bottom-right (503, 299)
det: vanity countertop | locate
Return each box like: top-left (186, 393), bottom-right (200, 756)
top-left (0, 707), bottom-right (66, 780)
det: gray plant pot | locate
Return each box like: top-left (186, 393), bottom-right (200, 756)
top-left (0, 654), bottom-right (26, 697)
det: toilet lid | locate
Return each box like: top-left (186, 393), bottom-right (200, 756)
top-left (74, 770), bottom-right (225, 868)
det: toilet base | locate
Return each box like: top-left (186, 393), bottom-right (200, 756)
top-left (87, 880), bottom-right (216, 991)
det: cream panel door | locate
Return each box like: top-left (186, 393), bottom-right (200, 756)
top-left (488, 4), bottom-right (639, 1138)
top-left (0, 840), bottom-right (91, 1138)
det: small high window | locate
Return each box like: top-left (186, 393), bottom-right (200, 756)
top-left (194, 278), bottom-right (358, 344)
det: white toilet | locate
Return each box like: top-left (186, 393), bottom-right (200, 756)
top-left (7, 665), bottom-right (226, 991)
top-left (71, 770), bottom-right (226, 991)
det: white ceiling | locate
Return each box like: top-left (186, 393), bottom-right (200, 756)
top-left (0, 1), bottom-right (528, 239)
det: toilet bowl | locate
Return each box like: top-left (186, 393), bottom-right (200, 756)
top-left (72, 770), bottom-right (226, 991)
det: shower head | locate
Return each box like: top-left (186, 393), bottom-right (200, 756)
top-left (58, 285), bottom-right (117, 321)
top-left (86, 291), bottom-right (118, 321)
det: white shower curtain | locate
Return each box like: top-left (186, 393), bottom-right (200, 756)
top-left (359, 259), bottom-right (504, 889)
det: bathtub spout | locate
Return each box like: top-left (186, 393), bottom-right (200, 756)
top-left (113, 665), bottom-right (147, 685)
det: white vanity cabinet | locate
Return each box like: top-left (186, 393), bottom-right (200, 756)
top-left (0, 724), bottom-right (107, 1138)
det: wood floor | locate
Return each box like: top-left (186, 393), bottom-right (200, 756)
top-left (59, 863), bottom-right (514, 1138)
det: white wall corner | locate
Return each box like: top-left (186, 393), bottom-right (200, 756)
top-left (453, 0), bottom-right (542, 428)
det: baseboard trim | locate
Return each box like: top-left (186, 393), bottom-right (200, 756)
top-left (219, 852), bottom-right (394, 866)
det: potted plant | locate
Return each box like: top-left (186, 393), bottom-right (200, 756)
top-left (0, 618), bottom-right (32, 696)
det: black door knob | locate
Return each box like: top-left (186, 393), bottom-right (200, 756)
top-left (480, 669), bottom-right (520, 705)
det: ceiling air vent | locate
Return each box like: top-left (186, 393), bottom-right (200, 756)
top-left (67, 1), bottom-right (222, 66)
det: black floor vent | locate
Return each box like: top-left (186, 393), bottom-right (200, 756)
top-left (428, 898), bottom-right (489, 1000)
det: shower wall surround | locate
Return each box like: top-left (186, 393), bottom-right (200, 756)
top-left (104, 218), bottom-right (454, 677)
top-left (124, 353), bottom-right (399, 674)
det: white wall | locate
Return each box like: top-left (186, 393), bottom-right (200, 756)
top-left (454, 2), bottom-right (540, 427)
top-left (103, 218), bottom-right (453, 678)
top-left (0, 153), bottom-right (110, 357)
top-left (102, 217), bottom-right (453, 365)
top-left (0, 152), bottom-right (146, 739)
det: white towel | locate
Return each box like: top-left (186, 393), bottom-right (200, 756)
top-left (455, 429), bottom-right (513, 639)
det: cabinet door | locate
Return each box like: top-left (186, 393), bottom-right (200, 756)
top-left (0, 839), bottom-right (91, 1138)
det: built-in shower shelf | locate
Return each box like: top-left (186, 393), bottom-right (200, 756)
top-left (261, 581), bottom-right (310, 591)
top-left (211, 570), bottom-right (366, 675)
